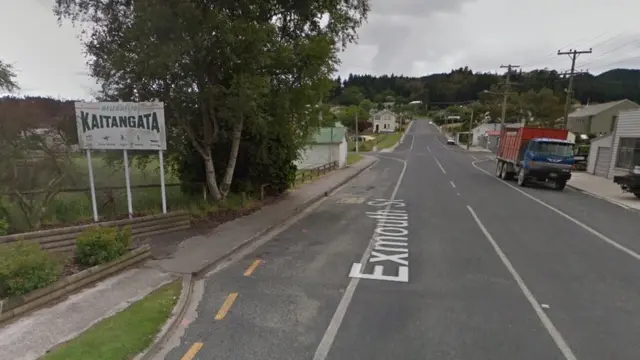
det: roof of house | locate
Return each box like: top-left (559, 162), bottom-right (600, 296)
top-left (373, 109), bottom-right (396, 116)
top-left (568, 99), bottom-right (639, 118)
top-left (309, 127), bottom-right (347, 144)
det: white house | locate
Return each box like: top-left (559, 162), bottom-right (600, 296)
top-left (295, 123), bottom-right (348, 169)
top-left (470, 123), bottom-right (502, 146)
top-left (372, 109), bottom-right (397, 133)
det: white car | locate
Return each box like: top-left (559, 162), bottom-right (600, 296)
top-left (446, 138), bottom-right (455, 145)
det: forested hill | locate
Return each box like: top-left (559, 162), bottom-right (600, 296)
top-left (329, 67), bottom-right (640, 106)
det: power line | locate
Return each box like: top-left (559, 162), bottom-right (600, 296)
top-left (557, 49), bottom-right (592, 128)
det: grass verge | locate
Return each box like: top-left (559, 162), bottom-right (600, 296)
top-left (347, 153), bottom-right (363, 165)
top-left (375, 133), bottom-right (402, 149)
top-left (43, 280), bottom-right (182, 360)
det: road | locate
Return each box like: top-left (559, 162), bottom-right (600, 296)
top-left (164, 120), bottom-right (640, 360)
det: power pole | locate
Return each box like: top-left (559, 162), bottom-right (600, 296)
top-left (558, 48), bottom-right (592, 128)
top-left (499, 64), bottom-right (519, 126)
top-left (355, 111), bottom-right (359, 153)
top-left (467, 106), bottom-right (474, 150)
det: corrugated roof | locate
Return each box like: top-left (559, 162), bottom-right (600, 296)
top-left (309, 127), bottom-right (346, 144)
top-left (568, 99), bottom-right (638, 118)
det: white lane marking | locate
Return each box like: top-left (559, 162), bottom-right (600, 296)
top-left (313, 156), bottom-right (408, 360)
top-left (434, 156), bottom-right (446, 174)
top-left (426, 145), bottom-right (431, 153)
top-left (472, 159), bottom-right (640, 262)
top-left (450, 181), bottom-right (456, 188)
top-left (467, 206), bottom-right (577, 360)
top-left (470, 155), bottom-right (479, 161)
top-left (409, 134), bottom-right (414, 151)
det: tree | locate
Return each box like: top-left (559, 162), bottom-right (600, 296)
top-left (336, 85), bottom-right (365, 106)
top-left (54, 0), bottom-right (370, 201)
top-left (517, 88), bottom-right (565, 127)
top-left (359, 99), bottom-right (373, 113)
top-left (337, 105), bottom-right (369, 131)
top-left (0, 60), bottom-right (19, 92)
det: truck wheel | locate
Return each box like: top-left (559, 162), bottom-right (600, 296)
top-left (554, 180), bottom-right (567, 191)
top-left (517, 169), bottom-right (527, 187)
top-left (496, 161), bottom-right (503, 177)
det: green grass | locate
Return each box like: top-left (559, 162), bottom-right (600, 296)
top-left (43, 280), bottom-right (181, 360)
top-left (347, 153), bottom-right (363, 165)
top-left (375, 133), bottom-right (402, 149)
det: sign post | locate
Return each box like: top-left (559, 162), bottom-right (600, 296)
top-left (74, 102), bottom-right (167, 220)
top-left (86, 149), bottom-right (99, 222)
top-left (159, 150), bottom-right (167, 213)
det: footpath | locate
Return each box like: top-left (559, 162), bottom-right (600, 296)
top-left (568, 171), bottom-right (640, 211)
top-left (0, 155), bottom-right (378, 360)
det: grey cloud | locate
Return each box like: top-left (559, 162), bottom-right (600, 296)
top-left (370, 0), bottom-right (480, 16)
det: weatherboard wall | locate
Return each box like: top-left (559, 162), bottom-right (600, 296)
top-left (607, 109), bottom-right (640, 179)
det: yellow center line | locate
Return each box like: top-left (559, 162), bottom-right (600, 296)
top-left (243, 259), bottom-right (262, 276)
top-left (180, 342), bottom-right (203, 360)
top-left (215, 292), bottom-right (238, 320)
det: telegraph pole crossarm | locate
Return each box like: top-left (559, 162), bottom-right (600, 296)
top-left (558, 48), bottom-right (592, 128)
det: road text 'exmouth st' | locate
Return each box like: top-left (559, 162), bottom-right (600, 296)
top-left (349, 199), bottom-right (409, 283)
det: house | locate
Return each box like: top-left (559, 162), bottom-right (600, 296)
top-left (372, 109), bottom-right (397, 133)
top-left (586, 108), bottom-right (640, 179)
top-left (567, 99), bottom-right (640, 134)
top-left (295, 123), bottom-right (348, 169)
top-left (470, 123), bottom-right (502, 146)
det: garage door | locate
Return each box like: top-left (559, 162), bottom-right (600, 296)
top-left (594, 147), bottom-right (611, 177)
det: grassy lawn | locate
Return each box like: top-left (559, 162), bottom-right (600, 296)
top-left (347, 153), bottom-right (363, 165)
top-left (43, 280), bottom-right (181, 360)
top-left (375, 133), bottom-right (402, 149)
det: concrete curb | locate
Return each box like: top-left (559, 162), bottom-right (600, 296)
top-left (191, 156), bottom-right (379, 278)
top-left (136, 274), bottom-right (194, 360)
top-left (0, 245), bottom-right (151, 325)
top-left (566, 184), bottom-right (638, 212)
top-left (382, 120), bottom-right (414, 153)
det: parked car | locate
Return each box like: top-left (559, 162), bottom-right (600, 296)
top-left (446, 137), bottom-right (455, 145)
top-left (613, 166), bottom-right (640, 198)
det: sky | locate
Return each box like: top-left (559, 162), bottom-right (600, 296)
top-left (2, 0), bottom-right (640, 100)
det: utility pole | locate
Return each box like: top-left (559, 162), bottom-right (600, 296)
top-left (499, 64), bottom-right (519, 126)
top-left (467, 105), bottom-right (474, 150)
top-left (355, 111), bottom-right (359, 153)
top-left (558, 48), bottom-right (592, 128)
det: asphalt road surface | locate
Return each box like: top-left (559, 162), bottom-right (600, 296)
top-left (165, 120), bottom-right (640, 360)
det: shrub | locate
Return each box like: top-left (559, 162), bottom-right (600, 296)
top-left (0, 217), bottom-right (8, 236)
top-left (75, 226), bottom-right (132, 267)
top-left (0, 241), bottom-right (62, 297)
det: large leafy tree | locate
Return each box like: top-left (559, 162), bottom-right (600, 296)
top-left (54, 0), bottom-right (369, 200)
top-left (0, 60), bottom-right (19, 93)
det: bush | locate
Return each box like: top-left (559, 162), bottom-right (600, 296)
top-left (75, 226), bottom-right (132, 267)
top-left (0, 217), bottom-right (8, 236)
top-left (0, 241), bottom-right (62, 297)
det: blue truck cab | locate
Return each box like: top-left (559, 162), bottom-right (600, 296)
top-left (519, 138), bottom-right (575, 190)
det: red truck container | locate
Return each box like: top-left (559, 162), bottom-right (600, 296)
top-left (496, 127), bottom-right (569, 162)
top-left (495, 126), bottom-right (574, 190)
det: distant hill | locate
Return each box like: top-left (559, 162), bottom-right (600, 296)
top-left (331, 67), bottom-right (640, 107)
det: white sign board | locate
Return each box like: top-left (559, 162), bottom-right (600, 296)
top-left (75, 102), bottom-right (167, 150)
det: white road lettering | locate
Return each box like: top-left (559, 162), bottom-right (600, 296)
top-left (350, 200), bottom-right (410, 283)
top-left (348, 263), bottom-right (409, 282)
top-left (370, 251), bottom-right (408, 265)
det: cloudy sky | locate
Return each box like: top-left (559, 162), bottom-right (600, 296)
top-left (2, 0), bottom-right (640, 100)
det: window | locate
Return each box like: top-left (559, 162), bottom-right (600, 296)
top-left (530, 142), bottom-right (574, 157)
top-left (374, 115), bottom-right (381, 120)
top-left (615, 137), bottom-right (640, 169)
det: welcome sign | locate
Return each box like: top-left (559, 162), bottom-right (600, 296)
top-left (75, 102), bottom-right (167, 150)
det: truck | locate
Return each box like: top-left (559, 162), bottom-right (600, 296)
top-left (613, 166), bottom-right (640, 198)
top-left (495, 126), bottom-right (575, 190)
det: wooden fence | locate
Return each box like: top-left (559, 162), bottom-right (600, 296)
top-left (295, 161), bottom-right (339, 185)
top-left (0, 212), bottom-right (190, 252)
